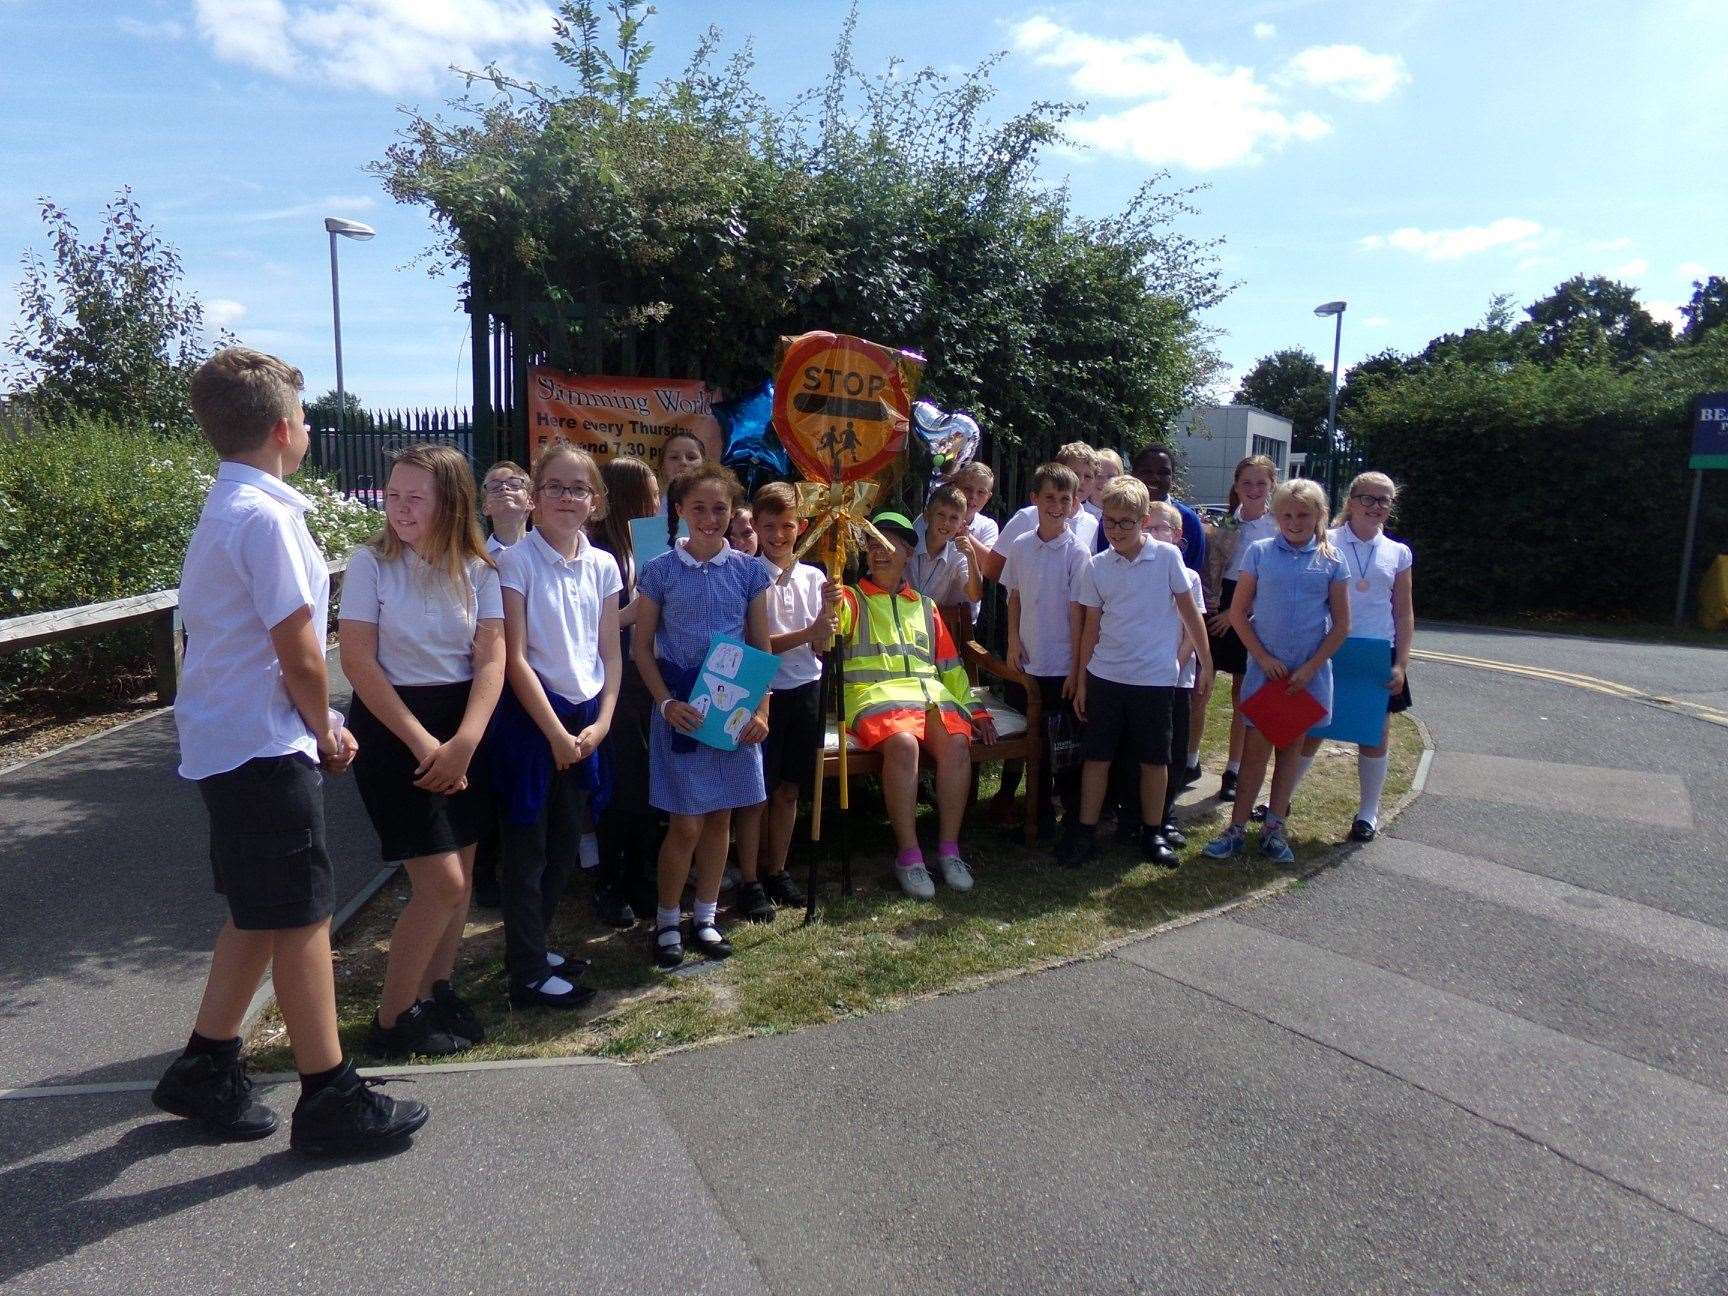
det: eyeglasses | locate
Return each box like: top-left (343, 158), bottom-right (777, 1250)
top-left (485, 477), bottom-right (530, 494)
top-left (539, 482), bottom-right (596, 500)
top-left (1146, 523), bottom-right (1177, 536)
top-left (1351, 493), bottom-right (1393, 509)
top-left (1102, 516), bottom-right (1142, 530)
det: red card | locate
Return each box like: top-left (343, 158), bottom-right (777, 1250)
top-left (1240, 680), bottom-right (1327, 748)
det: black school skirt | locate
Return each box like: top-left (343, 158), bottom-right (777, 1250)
top-left (1208, 578), bottom-right (1250, 676)
top-left (350, 681), bottom-right (490, 862)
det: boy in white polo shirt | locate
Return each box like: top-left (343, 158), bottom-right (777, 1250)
top-left (153, 347), bottom-right (427, 1156)
top-left (1001, 462), bottom-right (1088, 836)
top-left (1059, 476), bottom-right (1212, 869)
top-left (732, 482), bottom-right (836, 922)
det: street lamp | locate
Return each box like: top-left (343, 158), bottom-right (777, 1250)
top-left (1313, 300), bottom-right (1347, 496)
top-left (324, 217), bottom-right (376, 436)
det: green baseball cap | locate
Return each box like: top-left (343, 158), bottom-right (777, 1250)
top-left (870, 510), bottom-right (919, 547)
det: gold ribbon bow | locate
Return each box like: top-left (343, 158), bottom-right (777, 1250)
top-left (792, 480), bottom-right (888, 574)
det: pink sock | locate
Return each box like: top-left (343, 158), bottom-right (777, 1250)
top-left (896, 847), bottom-right (924, 870)
top-left (938, 840), bottom-right (960, 859)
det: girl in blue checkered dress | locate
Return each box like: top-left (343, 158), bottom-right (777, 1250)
top-left (633, 464), bottom-right (774, 971)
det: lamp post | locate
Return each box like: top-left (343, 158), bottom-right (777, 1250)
top-left (1313, 299), bottom-right (1347, 498)
top-left (324, 217), bottom-right (376, 436)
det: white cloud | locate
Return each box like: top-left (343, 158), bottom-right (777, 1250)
top-left (1676, 261), bottom-right (1710, 281)
top-left (1613, 258), bottom-right (1649, 280)
top-left (1252, 21), bottom-right (1276, 40)
top-left (241, 194), bottom-right (377, 222)
top-left (118, 16), bottom-right (187, 40)
top-left (1013, 17), bottom-right (1332, 170)
top-left (193, 0), bottom-right (553, 95)
top-left (206, 298), bottom-right (248, 327)
top-left (1359, 217), bottom-right (1543, 262)
top-left (1646, 300), bottom-right (1685, 330)
top-left (1282, 44), bottom-right (1410, 102)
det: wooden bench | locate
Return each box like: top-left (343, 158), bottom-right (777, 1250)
top-left (0, 559), bottom-right (349, 705)
top-left (819, 606), bottom-right (1044, 846)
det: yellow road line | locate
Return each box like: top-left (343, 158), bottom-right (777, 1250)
top-left (1410, 649), bottom-right (1728, 728)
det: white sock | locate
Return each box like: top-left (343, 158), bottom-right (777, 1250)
top-left (1186, 744), bottom-right (1201, 766)
top-left (1292, 753), bottom-right (1316, 789)
top-left (578, 832), bottom-right (599, 870)
top-left (546, 951), bottom-right (565, 968)
top-left (693, 900), bottom-right (718, 929)
top-left (1226, 760), bottom-right (1240, 775)
top-left (539, 973), bottom-right (574, 995)
top-left (656, 906), bottom-right (683, 945)
top-left (1358, 753), bottom-right (1390, 826)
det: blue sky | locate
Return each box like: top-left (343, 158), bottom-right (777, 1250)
top-left (2, 0), bottom-right (1722, 411)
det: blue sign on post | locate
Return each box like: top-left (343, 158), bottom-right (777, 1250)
top-left (1693, 391), bottom-right (1728, 470)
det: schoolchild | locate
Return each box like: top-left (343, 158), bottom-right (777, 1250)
top-left (588, 454), bottom-right (663, 927)
top-left (837, 512), bottom-right (998, 898)
top-left (1296, 472), bottom-right (1414, 841)
top-left (1156, 502), bottom-right (1207, 848)
top-left (1000, 462), bottom-right (1089, 837)
top-left (153, 346), bottom-right (426, 1155)
top-left (492, 442), bottom-right (622, 1008)
top-left (481, 460), bottom-right (531, 554)
top-left (339, 444), bottom-right (504, 1057)
top-left (984, 443), bottom-right (1101, 581)
top-left (732, 481), bottom-right (836, 922)
top-left (906, 482), bottom-right (983, 612)
top-left (658, 429), bottom-right (706, 487)
top-left (727, 503), bottom-right (759, 556)
top-left (634, 464), bottom-right (774, 968)
top-left (1201, 479), bottom-right (1350, 866)
top-left (470, 461), bottom-right (531, 910)
top-left (1057, 477), bottom-right (1212, 870)
top-left (952, 460), bottom-right (1001, 554)
top-left (1198, 455), bottom-right (1279, 801)
top-left (1128, 444), bottom-right (1207, 573)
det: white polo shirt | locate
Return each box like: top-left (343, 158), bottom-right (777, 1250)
top-left (176, 462), bottom-right (330, 780)
top-left (1000, 525), bottom-right (1087, 677)
top-left (759, 556), bottom-right (828, 689)
top-left (1071, 538), bottom-right (1192, 686)
top-left (993, 503), bottom-right (1099, 558)
top-left (1223, 509), bottom-right (1278, 580)
top-left (496, 529), bottom-right (622, 704)
top-left (905, 533), bottom-right (972, 607)
top-left (1329, 526), bottom-right (1413, 642)
top-left (1177, 568), bottom-right (1206, 688)
top-left (339, 545), bottom-right (503, 686)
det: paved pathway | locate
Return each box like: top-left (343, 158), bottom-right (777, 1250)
top-left (3, 628), bottom-right (1725, 1293)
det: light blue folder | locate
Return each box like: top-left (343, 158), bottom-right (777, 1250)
top-left (689, 634), bottom-right (780, 751)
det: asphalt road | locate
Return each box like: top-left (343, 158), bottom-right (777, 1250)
top-left (3, 628), bottom-right (1725, 1293)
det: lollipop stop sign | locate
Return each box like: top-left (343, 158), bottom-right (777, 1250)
top-left (773, 332), bottom-right (919, 484)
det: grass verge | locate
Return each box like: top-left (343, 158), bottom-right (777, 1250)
top-left (247, 690), bottom-right (1421, 1069)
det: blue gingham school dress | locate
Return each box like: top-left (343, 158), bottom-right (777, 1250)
top-left (1238, 534), bottom-right (1350, 730)
top-left (636, 542), bottom-right (773, 815)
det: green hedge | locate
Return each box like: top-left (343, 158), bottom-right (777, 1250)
top-left (0, 418), bottom-right (377, 704)
top-left (1350, 338), bottom-right (1728, 621)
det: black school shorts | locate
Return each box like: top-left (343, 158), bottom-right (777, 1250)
top-left (198, 753), bottom-right (334, 930)
top-left (762, 679), bottom-right (823, 795)
top-left (1080, 675), bottom-right (1174, 767)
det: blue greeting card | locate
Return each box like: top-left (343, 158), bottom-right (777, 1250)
top-left (1311, 636), bottom-right (1393, 746)
top-left (629, 514), bottom-right (687, 565)
top-left (688, 634), bottom-right (779, 751)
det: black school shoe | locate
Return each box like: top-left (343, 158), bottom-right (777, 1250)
top-left (431, 980), bottom-right (485, 1045)
top-left (1180, 762), bottom-right (1203, 790)
top-left (688, 919), bottom-right (733, 960)
top-left (290, 1064), bottom-right (428, 1157)
top-left (653, 926), bottom-right (686, 970)
top-left (1053, 825), bottom-right (1098, 869)
top-left (1348, 818), bottom-right (1378, 842)
top-left (1139, 825), bottom-right (1180, 869)
top-left (736, 880), bottom-right (776, 924)
top-left (1216, 770), bottom-right (1238, 802)
top-left (151, 1052), bottom-right (279, 1141)
top-left (592, 885), bottom-right (637, 930)
top-left (369, 1000), bottom-right (469, 1059)
top-left (508, 973), bottom-right (596, 1011)
top-left (762, 870), bottom-right (805, 908)
top-left (1160, 821), bottom-right (1187, 849)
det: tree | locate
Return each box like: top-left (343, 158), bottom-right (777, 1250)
top-left (1515, 274), bottom-right (1673, 368)
top-left (374, 2), bottom-right (1226, 466)
top-left (1680, 275), bottom-right (1728, 342)
top-left (1233, 348), bottom-right (1332, 454)
top-left (4, 189), bottom-right (218, 431)
top-left (306, 389), bottom-right (370, 429)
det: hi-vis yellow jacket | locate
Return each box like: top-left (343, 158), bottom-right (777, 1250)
top-left (837, 580), bottom-right (985, 749)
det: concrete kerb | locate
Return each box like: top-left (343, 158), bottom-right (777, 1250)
top-left (2, 713), bottom-right (1435, 1101)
